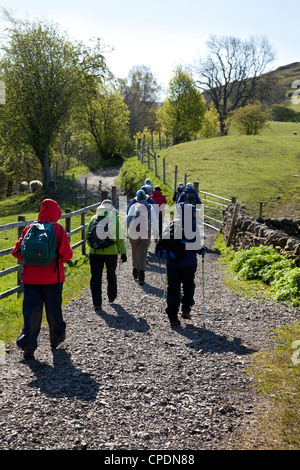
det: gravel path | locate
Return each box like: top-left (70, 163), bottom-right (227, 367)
top-left (0, 169), bottom-right (299, 451)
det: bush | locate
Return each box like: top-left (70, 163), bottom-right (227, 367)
top-left (228, 244), bottom-right (300, 305)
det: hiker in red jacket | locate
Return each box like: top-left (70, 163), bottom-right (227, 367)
top-left (11, 199), bottom-right (73, 359)
top-left (151, 186), bottom-right (168, 236)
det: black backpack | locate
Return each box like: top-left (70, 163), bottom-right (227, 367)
top-left (185, 190), bottom-right (197, 205)
top-left (155, 220), bottom-right (186, 260)
top-left (87, 215), bottom-right (115, 250)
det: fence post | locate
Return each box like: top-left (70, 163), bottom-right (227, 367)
top-left (112, 186), bottom-right (117, 207)
top-left (137, 138), bottom-right (142, 160)
top-left (226, 203), bottom-right (240, 247)
top-left (163, 158), bottom-right (166, 184)
top-left (72, 174), bottom-right (75, 203)
top-left (17, 216), bottom-right (25, 287)
top-left (174, 166), bottom-right (178, 191)
top-left (81, 206), bottom-right (86, 256)
top-left (84, 178), bottom-right (87, 207)
top-left (194, 182), bottom-right (199, 194)
top-left (66, 209), bottom-right (71, 242)
top-left (147, 147), bottom-right (150, 169)
top-left (98, 180), bottom-right (102, 201)
top-left (259, 201), bottom-right (263, 218)
top-left (101, 190), bottom-right (108, 201)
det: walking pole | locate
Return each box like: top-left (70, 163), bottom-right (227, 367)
top-left (202, 253), bottom-right (205, 328)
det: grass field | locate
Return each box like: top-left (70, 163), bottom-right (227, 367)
top-left (156, 121), bottom-right (300, 218)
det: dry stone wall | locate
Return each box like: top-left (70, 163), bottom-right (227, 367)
top-left (221, 204), bottom-right (300, 267)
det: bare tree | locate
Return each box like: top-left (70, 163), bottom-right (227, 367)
top-left (191, 34), bottom-right (276, 134)
top-left (118, 65), bottom-right (161, 137)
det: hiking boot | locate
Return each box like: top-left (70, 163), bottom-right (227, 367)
top-left (108, 297), bottom-right (117, 303)
top-left (138, 270), bottom-right (145, 286)
top-left (23, 350), bottom-right (35, 360)
top-left (94, 305), bottom-right (102, 312)
top-left (170, 319), bottom-right (181, 328)
top-left (132, 268), bottom-right (138, 280)
top-left (182, 310), bottom-right (191, 319)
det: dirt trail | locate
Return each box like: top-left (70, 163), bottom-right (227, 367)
top-left (0, 168), bottom-right (298, 451)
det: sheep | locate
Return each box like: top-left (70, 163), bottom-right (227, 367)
top-left (29, 180), bottom-right (43, 193)
top-left (18, 181), bottom-right (29, 192)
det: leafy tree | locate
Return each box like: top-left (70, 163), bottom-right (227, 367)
top-left (270, 104), bottom-right (300, 122)
top-left (0, 13), bottom-right (110, 190)
top-left (227, 102), bottom-right (270, 135)
top-left (191, 34), bottom-right (275, 135)
top-left (200, 105), bottom-right (220, 138)
top-left (158, 66), bottom-right (206, 144)
top-left (85, 86), bottom-right (131, 160)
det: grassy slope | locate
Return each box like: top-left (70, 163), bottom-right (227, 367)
top-left (156, 121), bottom-right (300, 218)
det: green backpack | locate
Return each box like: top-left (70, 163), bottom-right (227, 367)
top-left (21, 221), bottom-right (57, 265)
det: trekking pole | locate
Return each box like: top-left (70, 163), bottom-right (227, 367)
top-left (202, 253), bottom-right (205, 328)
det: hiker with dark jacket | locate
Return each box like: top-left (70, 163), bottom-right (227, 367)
top-left (86, 199), bottom-right (127, 311)
top-left (162, 203), bottom-right (204, 328)
top-left (127, 186), bottom-right (156, 213)
top-left (11, 199), bottom-right (73, 359)
top-left (172, 182), bottom-right (185, 203)
top-left (177, 182), bottom-right (201, 206)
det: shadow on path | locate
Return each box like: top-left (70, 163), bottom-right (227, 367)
top-left (23, 349), bottom-right (99, 401)
top-left (172, 323), bottom-right (257, 355)
top-left (96, 303), bottom-right (150, 333)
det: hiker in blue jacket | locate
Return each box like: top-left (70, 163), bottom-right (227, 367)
top-left (177, 182), bottom-right (201, 206)
top-left (164, 203), bottom-right (204, 328)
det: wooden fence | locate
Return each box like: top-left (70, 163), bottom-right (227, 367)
top-left (137, 139), bottom-right (234, 231)
top-left (0, 201), bottom-right (103, 301)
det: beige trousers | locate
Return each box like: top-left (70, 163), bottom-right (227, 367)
top-left (129, 232), bottom-right (151, 271)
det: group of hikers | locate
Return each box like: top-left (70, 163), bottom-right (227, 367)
top-left (12, 178), bottom-right (205, 360)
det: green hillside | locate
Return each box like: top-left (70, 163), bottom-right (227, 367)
top-left (157, 121), bottom-right (300, 219)
top-left (265, 62), bottom-right (300, 109)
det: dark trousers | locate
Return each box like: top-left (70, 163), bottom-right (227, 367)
top-left (17, 283), bottom-right (65, 352)
top-left (166, 265), bottom-right (197, 322)
top-left (89, 254), bottom-right (118, 307)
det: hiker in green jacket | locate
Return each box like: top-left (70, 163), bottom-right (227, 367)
top-left (86, 200), bottom-right (127, 311)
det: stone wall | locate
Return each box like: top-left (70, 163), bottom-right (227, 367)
top-left (221, 204), bottom-right (300, 266)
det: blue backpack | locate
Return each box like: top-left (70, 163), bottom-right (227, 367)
top-left (21, 221), bottom-right (57, 265)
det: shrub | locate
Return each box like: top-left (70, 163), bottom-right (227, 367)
top-left (229, 244), bottom-right (300, 305)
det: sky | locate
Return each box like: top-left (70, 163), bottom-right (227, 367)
top-left (0, 0), bottom-right (299, 98)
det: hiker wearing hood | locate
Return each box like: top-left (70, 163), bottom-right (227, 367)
top-left (177, 183), bottom-right (201, 205)
top-left (11, 199), bottom-right (73, 359)
top-left (151, 186), bottom-right (167, 236)
top-left (86, 199), bottom-right (127, 311)
top-left (172, 182), bottom-right (185, 203)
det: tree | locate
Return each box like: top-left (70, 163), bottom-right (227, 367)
top-left (270, 104), bottom-right (300, 122)
top-left (118, 65), bottom-right (161, 137)
top-left (157, 66), bottom-right (206, 144)
top-left (1, 13), bottom-right (110, 190)
top-left (200, 105), bottom-right (220, 138)
top-left (191, 34), bottom-right (275, 135)
top-left (84, 86), bottom-right (131, 160)
top-left (227, 101), bottom-right (270, 135)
